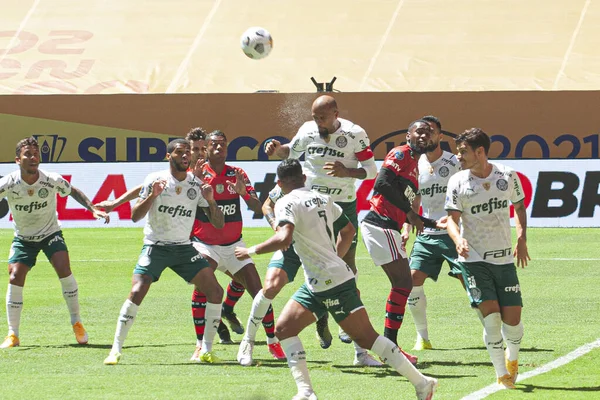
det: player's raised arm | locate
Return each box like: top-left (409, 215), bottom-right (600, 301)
top-left (227, 169), bottom-right (262, 214)
top-left (95, 184), bottom-right (143, 213)
top-left (199, 183), bottom-right (225, 229)
top-left (235, 222), bottom-right (295, 260)
top-left (131, 179), bottom-right (165, 222)
top-left (264, 139), bottom-right (290, 159)
top-left (262, 196), bottom-right (278, 231)
top-left (70, 185), bottom-right (110, 224)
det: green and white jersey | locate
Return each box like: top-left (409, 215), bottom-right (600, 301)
top-left (288, 118), bottom-right (373, 202)
top-left (0, 169), bottom-right (70, 241)
top-left (445, 163), bottom-right (525, 265)
top-left (140, 170), bottom-right (208, 245)
top-left (274, 187), bottom-right (354, 292)
top-left (418, 151), bottom-right (460, 235)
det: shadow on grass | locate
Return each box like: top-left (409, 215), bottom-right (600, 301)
top-left (336, 367), bottom-right (476, 380)
top-left (520, 384), bottom-right (600, 393)
top-left (432, 346), bottom-right (553, 353)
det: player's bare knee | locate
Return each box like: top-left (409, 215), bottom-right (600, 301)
top-left (8, 264), bottom-right (27, 286)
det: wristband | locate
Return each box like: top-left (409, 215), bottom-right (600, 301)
top-left (247, 245), bottom-right (257, 256)
top-left (242, 193), bottom-right (251, 201)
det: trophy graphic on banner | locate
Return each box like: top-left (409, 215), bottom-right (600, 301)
top-left (33, 135), bottom-right (67, 163)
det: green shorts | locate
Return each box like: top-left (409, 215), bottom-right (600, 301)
top-left (333, 199), bottom-right (358, 250)
top-left (8, 231), bottom-right (68, 268)
top-left (456, 261), bottom-right (523, 307)
top-left (133, 243), bottom-right (210, 283)
top-left (410, 234), bottom-right (461, 281)
top-left (267, 244), bottom-right (302, 283)
top-left (291, 278), bottom-right (363, 324)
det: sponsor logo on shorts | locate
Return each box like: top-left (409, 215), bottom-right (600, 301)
top-left (47, 234), bottom-right (65, 246)
top-left (323, 298), bottom-right (340, 308)
top-left (191, 252), bottom-right (204, 262)
top-left (504, 284), bottom-right (521, 293)
top-left (469, 287), bottom-right (482, 302)
top-left (496, 179), bottom-right (508, 191)
top-left (335, 136), bottom-right (348, 148)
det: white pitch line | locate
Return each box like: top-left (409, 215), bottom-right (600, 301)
top-left (358, 0), bottom-right (406, 91)
top-left (462, 338), bottom-right (600, 400)
top-left (166, 0), bottom-right (222, 93)
top-left (0, 0), bottom-right (41, 66)
top-left (353, 257), bottom-right (600, 261)
top-left (552, 0), bottom-right (591, 89)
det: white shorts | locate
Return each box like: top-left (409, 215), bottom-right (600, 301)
top-left (192, 239), bottom-right (253, 275)
top-left (360, 221), bottom-right (407, 266)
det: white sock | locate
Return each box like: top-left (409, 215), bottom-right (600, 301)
top-left (281, 336), bottom-right (313, 396)
top-left (473, 307), bottom-right (485, 325)
top-left (371, 335), bottom-right (427, 388)
top-left (59, 275), bottom-right (81, 325)
top-left (244, 290), bottom-right (272, 342)
top-left (483, 313), bottom-right (508, 377)
top-left (201, 302), bottom-right (221, 353)
top-left (502, 321), bottom-right (523, 361)
top-left (408, 285), bottom-right (428, 340)
top-left (6, 284), bottom-right (23, 337)
top-left (112, 299), bottom-right (138, 353)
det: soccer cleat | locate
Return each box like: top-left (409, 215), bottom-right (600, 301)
top-left (72, 322), bottom-right (89, 345)
top-left (199, 351), bottom-right (221, 364)
top-left (0, 333), bottom-right (19, 348)
top-left (190, 345), bottom-right (202, 362)
top-left (218, 322), bottom-right (234, 344)
top-left (506, 358), bottom-right (519, 383)
top-left (315, 315), bottom-right (332, 349)
top-left (400, 347), bottom-right (418, 365)
top-left (291, 392), bottom-right (318, 400)
top-left (338, 327), bottom-right (352, 344)
top-left (103, 351), bottom-right (122, 365)
top-left (497, 374), bottom-right (516, 389)
top-left (222, 311), bottom-right (244, 334)
top-left (268, 342), bottom-right (286, 360)
top-left (415, 377), bottom-right (438, 400)
top-left (237, 339), bottom-right (255, 366)
top-left (354, 351), bottom-right (384, 367)
top-left (413, 337), bottom-right (433, 351)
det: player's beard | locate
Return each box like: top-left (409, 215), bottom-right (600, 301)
top-left (318, 128), bottom-right (330, 139)
top-left (171, 157), bottom-right (188, 172)
top-left (425, 141), bottom-right (439, 152)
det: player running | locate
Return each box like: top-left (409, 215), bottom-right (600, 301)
top-left (0, 137), bottom-right (109, 349)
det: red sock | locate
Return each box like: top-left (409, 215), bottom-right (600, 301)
top-left (191, 290), bottom-right (207, 341)
top-left (384, 287), bottom-right (410, 345)
top-left (222, 280), bottom-right (245, 314)
top-left (262, 305), bottom-right (275, 338)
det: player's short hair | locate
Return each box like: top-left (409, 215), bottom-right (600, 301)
top-left (456, 128), bottom-right (490, 155)
top-left (167, 138), bottom-right (190, 154)
top-left (207, 130), bottom-right (227, 142)
top-left (277, 159), bottom-right (303, 181)
top-left (407, 119), bottom-right (429, 131)
top-left (16, 137), bottom-right (39, 157)
top-left (185, 127), bottom-right (207, 141)
top-left (421, 115), bottom-right (442, 131)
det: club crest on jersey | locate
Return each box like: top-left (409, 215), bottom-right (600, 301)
top-left (187, 188), bottom-right (197, 200)
top-left (27, 189), bottom-right (34, 196)
top-left (215, 184), bottom-right (224, 194)
top-left (496, 179), bottom-right (508, 191)
top-left (394, 151), bottom-right (404, 160)
top-left (439, 166), bottom-right (450, 177)
top-left (228, 185), bottom-right (236, 194)
top-left (482, 182), bottom-right (491, 191)
top-left (38, 188), bottom-right (49, 198)
top-left (335, 136), bottom-right (347, 148)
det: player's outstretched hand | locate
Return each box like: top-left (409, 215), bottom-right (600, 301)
top-left (226, 170), bottom-right (248, 196)
top-left (400, 224), bottom-right (410, 251)
top-left (435, 215), bottom-right (448, 230)
top-left (234, 246), bottom-right (250, 260)
top-left (201, 183), bottom-right (214, 201)
top-left (151, 179), bottom-right (167, 197)
top-left (456, 238), bottom-right (469, 258)
top-left (192, 159), bottom-right (208, 182)
top-left (91, 207), bottom-right (110, 224)
top-left (324, 161), bottom-right (349, 177)
top-left (94, 200), bottom-right (116, 213)
top-left (514, 238), bottom-right (530, 268)
top-left (264, 139), bottom-right (281, 156)
top-left (406, 210), bottom-right (424, 235)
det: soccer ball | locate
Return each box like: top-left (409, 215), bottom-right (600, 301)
top-left (240, 27), bottom-right (273, 60)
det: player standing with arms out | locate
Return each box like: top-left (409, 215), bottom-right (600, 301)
top-left (0, 137), bottom-right (110, 348)
top-left (190, 130), bottom-right (286, 362)
top-left (235, 159), bottom-right (438, 400)
top-left (360, 120), bottom-right (446, 365)
top-left (401, 116), bottom-right (464, 351)
top-left (445, 128), bottom-right (529, 388)
top-left (103, 139), bottom-right (225, 365)
top-left (265, 95), bottom-right (377, 344)
top-left (236, 184), bottom-right (382, 367)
